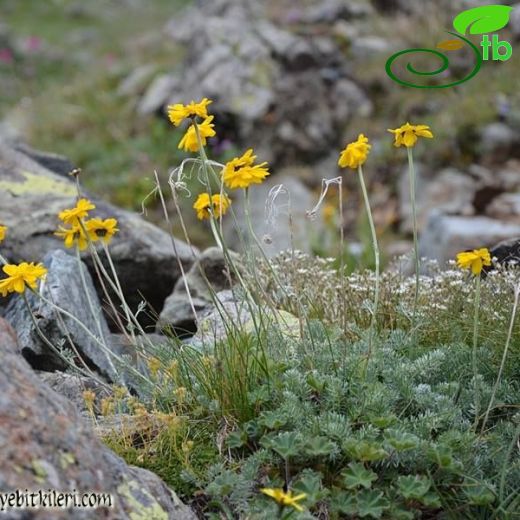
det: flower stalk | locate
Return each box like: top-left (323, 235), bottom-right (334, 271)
top-left (481, 282), bottom-right (520, 433)
top-left (407, 146), bottom-right (420, 318)
top-left (358, 164), bottom-right (380, 368)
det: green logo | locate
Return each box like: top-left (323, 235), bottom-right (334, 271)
top-left (386, 5), bottom-right (513, 88)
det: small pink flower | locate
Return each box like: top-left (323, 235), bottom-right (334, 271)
top-left (0, 48), bottom-right (13, 65)
top-left (25, 36), bottom-right (42, 53)
top-left (104, 53), bottom-right (116, 67)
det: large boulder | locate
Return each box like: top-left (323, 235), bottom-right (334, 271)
top-left (0, 139), bottom-right (197, 324)
top-left (130, 0), bottom-right (373, 166)
top-left (5, 250), bottom-right (118, 380)
top-left (419, 211), bottom-right (520, 265)
top-left (0, 318), bottom-right (195, 519)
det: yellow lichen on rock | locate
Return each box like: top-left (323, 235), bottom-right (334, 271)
top-left (0, 170), bottom-right (76, 197)
top-left (117, 479), bottom-right (170, 520)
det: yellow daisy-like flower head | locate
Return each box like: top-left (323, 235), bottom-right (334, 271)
top-left (58, 198), bottom-right (96, 225)
top-left (260, 488), bottom-right (307, 512)
top-left (167, 98), bottom-right (212, 127)
top-left (55, 224), bottom-right (89, 251)
top-left (193, 193), bottom-right (231, 220)
top-left (0, 262), bottom-right (47, 297)
top-left (456, 248), bottom-right (492, 276)
top-left (338, 133), bottom-right (371, 169)
top-left (85, 217), bottom-right (119, 244)
top-left (222, 149), bottom-right (270, 190)
top-left (0, 224), bottom-right (7, 243)
top-left (178, 116), bottom-right (216, 153)
top-left (388, 122), bottom-right (433, 148)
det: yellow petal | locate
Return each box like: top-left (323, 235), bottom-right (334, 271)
top-left (437, 39), bottom-right (465, 51)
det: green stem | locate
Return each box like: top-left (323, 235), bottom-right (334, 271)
top-left (472, 274), bottom-right (481, 430)
top-left (75, 245), bottom-right (116, 362)
top-left (101, 241), bottom-right (138, 346)
top-left (339, 179), bottom-right (346, 337)
top-left (407, 147), bottom-right (420, 322)
top-left (481, 283), bottom-right (519, 434)
top-left (22, 292), bottom-right (109, 389)
top-left (358, 165), bottom-right (380, 372)
top-left (32, 289), bottom-right (154, 387)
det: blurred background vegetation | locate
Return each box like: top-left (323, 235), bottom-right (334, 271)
top-left (1, 0), bottom-right (190, 208)
top-left (2, 0), bottom-right (520, 259)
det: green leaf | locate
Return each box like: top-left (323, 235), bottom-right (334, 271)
top-left (205, 471), bottom-right (240, 498)
top-left (370, 415), bottom-right (397, 429)
top-left (464, 484), bottom-right (496, 506)
top-left (258, 410), bottom-right (288, 430)
top-left (419, 491), bottom-right (442, 509)
top-left (268, 431), bottom-right (304, 459)
top-left (397, 475), bottom-right (431, 500)
top-left (226, 430), bottom-right (248, 449)
top-left (293, 470), bottom-right (327, 506)
top-left (342, 463), bottom-right (378, 490)
top-left (331, 491), bottom-right (357, 515)
top-left (453, 5), bottom-right (512, 35)
top-left (387, 505), bottom-right (415, 520)
top-left (427, 445), bottom-right (461, 471)
top-left (356, 490), bottom-right (389, 519)
top-left (343, 440), bottom-right (389, 462)
top-left (385, 430), bottom-right (420, 452)
top-left (304, 436), bottom-right (337, 457)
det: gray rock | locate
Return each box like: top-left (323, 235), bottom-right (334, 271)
top-left (117, 64), bottom-right (157, 97)
top-left (486, 192), bottom-right (520, 222)
top-left (332, 79), bottom-right (373, 122)
top-left (399, 167), bottom-right (475, 233)
top-left (137, 73), bottom-right (180, 115)
top-left (150, 0), bottom-right (370, 166)
top-left (302, 0), bottom-right (372, 22)
top-left (187, 290), bottom-right (254, 349)
top-left (12, 142), bottom-right (75, 177)
top-left (157, 247), bottom-right (239, 334)
top-left (0, 139), bottom-right (197, 324)
top-left (255, 20), bottom-right (299, 56)
top-left (38, 371), bottom-right (111, 415)
top-left (489, 236), bottom-right (520, 268)
top-left (479, 122), bottom-right (517, 162)
top-left (510, 3), bottom-right (520, 40)
top-left (0, 318), bottom-right (195, 520)
top-left (5, 250), bottom-right (118, 381)
top-left (350, 36), bottom-right (394, 58)
top-left (419, 210), bottom-right (520, 265)
top-left (187, 289), bottom-right (301, 350)
top-left (223, 174), bottom-right (317, 256)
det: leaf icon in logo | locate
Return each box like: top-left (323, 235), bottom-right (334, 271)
top-left (453, 5), bottom-right (512, 35)
top-left (437, 39), bottom-right (465, 51)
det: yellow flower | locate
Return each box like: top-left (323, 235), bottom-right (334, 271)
top-left (456, 248), bottom-right (492, 276)
top-left (260, 488), bottom-right (307, 512)
top-left (178, 116), bottom-right (216, 152)
top-left (147, 356), bottom-right (162, 378)
top-left (193, 193), bottom-right (231, 220)
top-left (338, 133), bottom-right (371, 169)
top-left (388, 122), bottom-right (433, 148)
top-left (322, 203), bottom-right (336, 225)
top-left (55, 225), bottom-right (89, 251)
top-left (0, 262), bottom-right (47, 297)
top-left (58, 198), bottom-right (96, 225)
top-left (167, 98), bottom-right (212, 127)
top-left (222, 149), bottom-right (270, 190)
top-left (83, 390), bottom-right (96, 415)
top-left (0, 225), bottom-right (7, 243)
top-left (85, 218), bottom-right (119, 244)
